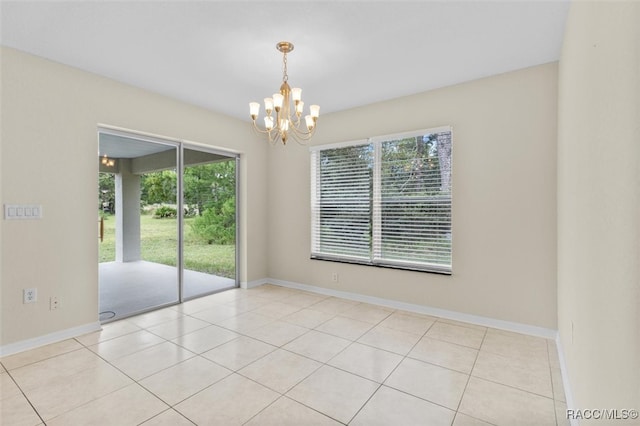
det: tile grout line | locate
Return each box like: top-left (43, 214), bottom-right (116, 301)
top-left (4, 368), bottom-right (47, 426)
top-left (107, 303), bottom-right (277, 422)
top-left (234, 305), bottom-right (396, 425)
top-left (130, 299), bottom-right (325, 421)
top-left (450, 327), bottom-right (496, 426)
top-left (344, 315), bottom-right (452, 423)
top-left (298, 307), bottom-right (394, 425)
top-left (547, 339), bottom-right (561, 426)
top-left (72, 316), bottom-right (242, 423)
top-left (144, 407), bottom-right (197, 426)
top-left (58, 337), bottom-right (176, 424)
top-left (157, 297), bottom-right (330, 422)
top-left (4, 340), bottom-right (132, 425)
top-left (4, 286), bottom-right (559, 425)
top-left (326, 309), bottom-right (396, 424)
top-left (2, 291), bottom-right (352, 425)
top-left (237, 304), bottom-right (494, 423)
top-left (378, 318), bottom-right (462, 421)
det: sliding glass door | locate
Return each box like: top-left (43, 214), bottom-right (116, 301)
top-left (98, 133), bottom-right (179, 321)
top-left (182, 147), bottom-right (237, 300)
top-left (98, 129), bottom-right (238, 322)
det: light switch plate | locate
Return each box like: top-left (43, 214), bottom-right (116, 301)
top-left (4, 204), bottom-right (42, 220)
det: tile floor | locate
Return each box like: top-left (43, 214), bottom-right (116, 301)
top-left (1, 284), bottom-right (568, 426)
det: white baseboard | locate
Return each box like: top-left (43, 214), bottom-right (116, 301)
top-left (0, 321), bottom-right (102, 357)
top-left (265, 278), bottom-right (558, 339)
top-left (241, 278), bottom-right (270, 289)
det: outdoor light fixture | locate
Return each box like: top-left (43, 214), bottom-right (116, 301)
top-left (249, 41), bottom-right (320, 145)
top-left (101, 154), bottom-right (115, 167)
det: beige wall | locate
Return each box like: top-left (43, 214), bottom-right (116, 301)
top-left (0, 47), bottom-right (268, 346)
top-left (0, 48), bottom-right (559, 347)
top-left (267, 63), bottom-right (558, 329)
top-left (557, 1), bottom-right (640, 410)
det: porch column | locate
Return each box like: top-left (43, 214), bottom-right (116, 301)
top-left (115, 159), bottom-right (141, 262)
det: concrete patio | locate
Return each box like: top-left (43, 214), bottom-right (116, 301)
top-left (99, 260), bottom-right (236, 321)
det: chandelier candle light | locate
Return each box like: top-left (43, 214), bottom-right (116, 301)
top-left (249, 41), bottom-right (320, 144)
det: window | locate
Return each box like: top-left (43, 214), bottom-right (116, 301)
top-left (311, 127), bottom-right (452, 274)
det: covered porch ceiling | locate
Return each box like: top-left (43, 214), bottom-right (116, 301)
top-left (99, 132), bottom-right (232, 174)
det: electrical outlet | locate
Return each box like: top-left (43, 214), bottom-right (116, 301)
top-left (331, 272), bottom-right (339, 283)
top-left (23, 288), bottom-right (37, 303)
top-left (50, 296), bottom-right (59, 311)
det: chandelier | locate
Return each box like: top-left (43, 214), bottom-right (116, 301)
top-left (249, 41), bottom-right (320, 145)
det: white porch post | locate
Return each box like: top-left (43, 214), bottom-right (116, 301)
top-left (115, 159), bottom-right (141, 262)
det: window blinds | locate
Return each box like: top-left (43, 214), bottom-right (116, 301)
top-left (311, 127), bottom-right (452, 274)
top-left (311, 142), bottom-right (372, 261)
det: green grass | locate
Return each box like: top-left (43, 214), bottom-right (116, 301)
top-left (99, 214), bottom-right (235, 278)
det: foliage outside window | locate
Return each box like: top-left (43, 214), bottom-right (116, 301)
top-left (182, 161), bottom-right (236, 245)
top-left (310, 127), bottom-right (452, 274)
top-left (99, 160), bottom-right (236, 245)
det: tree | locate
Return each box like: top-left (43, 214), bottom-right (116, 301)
top-left (106, 160), bottom-right (237, 245)
top-left (98, 173), bottom-right (115, 213)
top-left (379, 133), bottom-right (451, 250)
top-left (381, 135), bottom-right (441, 196)
top-left (187, 160), bottom-right (236, 245)
top-left (435, 132), bottom-right (452, 193)
top-left (190, 197), bottom-right (236, 244)
top-left (141, 170), bottom-right (177, 205)
top-left (183, 161), bottom-right (235, 216)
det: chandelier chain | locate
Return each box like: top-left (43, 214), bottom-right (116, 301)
top-left (282, 52), bottom-right (288, 82)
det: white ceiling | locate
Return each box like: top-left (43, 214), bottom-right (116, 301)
top-left (1, 1), bottom-right (570, 122)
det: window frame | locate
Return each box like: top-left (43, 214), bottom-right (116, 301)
top-left (310, 126), bottom-right (452, 275)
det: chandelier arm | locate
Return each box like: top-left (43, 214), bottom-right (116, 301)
top-left (251, 120), bottom-right (281, 145)
top-left (287, 124), bottom-right (317, 144)
top-left (288, 131), bottom-right (316, 145)
top-left (251, 120), bottom-right (273, 135)
top-left (281, 107), bottom-right (317, 141)
top-left (289, 122), bottom-right (313, 136)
